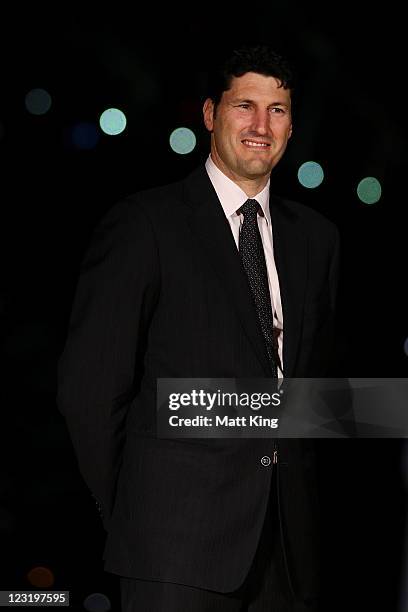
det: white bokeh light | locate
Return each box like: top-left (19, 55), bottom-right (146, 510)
top-left (99, 108), bottom-right (127, 135)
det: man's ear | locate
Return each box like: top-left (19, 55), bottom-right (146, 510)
top-left (203, 98), bottom-right (215, 132)
top-left (288, 123), bottom-right (293, 139)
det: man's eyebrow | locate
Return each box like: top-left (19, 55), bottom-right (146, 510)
top-left (231, 98), bottom-right (289, 108)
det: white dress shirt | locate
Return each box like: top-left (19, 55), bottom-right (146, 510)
top-left (205, 154), bottom-right (284, 377)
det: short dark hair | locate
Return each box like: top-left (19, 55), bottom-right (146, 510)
top-left (206, 44), bottom-right (296, 111)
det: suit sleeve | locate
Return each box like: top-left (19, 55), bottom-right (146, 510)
top-left (304, 221), bottom-right (341, 377)
top-left (329, 224), bottom-right (340, 315)
top-left (328, 224), bottom-right (341, 376)
top-left (56, 197), bottom-right (160, 530)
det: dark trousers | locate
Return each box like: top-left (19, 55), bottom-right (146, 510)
top-left (120, 470), bottom-right (296, 611)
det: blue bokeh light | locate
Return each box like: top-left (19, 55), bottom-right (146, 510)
top-left (297, 161), bottom-right (324, 189)
top-left (83, 593), bottom-right (111, 612)
top-left (169, 127), bottom-right (196, 154)
top-left (71, 122), bottom-right (100, 150)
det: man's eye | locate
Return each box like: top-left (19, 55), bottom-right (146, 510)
top-left (238, 104), bottom-right (250, 109)
top-left (271, 107), bottom-right (284, 113)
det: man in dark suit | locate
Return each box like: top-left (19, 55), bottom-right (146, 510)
top-left (57, 44), bottom-right (339, 611)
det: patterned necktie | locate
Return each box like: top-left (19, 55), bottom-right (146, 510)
top-left (238, 198), bottom-right (279, 377)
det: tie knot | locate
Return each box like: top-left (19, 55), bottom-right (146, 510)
top-left (239, 199), bottom-right (260, 219)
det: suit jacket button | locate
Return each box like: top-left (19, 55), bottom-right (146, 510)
top-left (260, 456), bottom-right (271, 467)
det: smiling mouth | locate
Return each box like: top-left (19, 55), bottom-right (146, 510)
top-left (241, 139), bottom-right (271, 149)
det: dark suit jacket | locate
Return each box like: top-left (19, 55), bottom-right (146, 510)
top-left (56, 163), bottom-right (340, 605)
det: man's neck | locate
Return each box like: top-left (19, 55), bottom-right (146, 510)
top-left (209, 153), bottom-right (269, 198)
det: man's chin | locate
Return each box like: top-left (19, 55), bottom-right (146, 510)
top-left (240, 160), bottom-right (271, 179)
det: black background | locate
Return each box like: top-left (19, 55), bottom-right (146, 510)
top-left (0, 7), bottom-right (407, 611)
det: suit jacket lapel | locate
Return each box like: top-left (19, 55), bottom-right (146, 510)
top-left (183, 166), bottom-right (272, 375)
top-left (182, 165), bottom-right (307, 378)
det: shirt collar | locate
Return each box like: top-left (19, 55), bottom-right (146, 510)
top-left (205, 154), bottom-right (271, 225)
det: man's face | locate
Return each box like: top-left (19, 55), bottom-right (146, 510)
top-left (203, 72), bottom-right (293, 183)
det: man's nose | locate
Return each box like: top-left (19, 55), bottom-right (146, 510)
top-left (252, 110), bottom-right (269, 135)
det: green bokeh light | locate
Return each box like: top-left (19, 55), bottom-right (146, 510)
top-left (99, 108), bottom-right (127, 135)
top-left (357, 177), bottom-right (382, 204)
top-left (25, 88), bottom-right (52, 115)
top-left (169, 127), bottom-right (196, 154)
top-left (297, 161), bottom-right (324, 189)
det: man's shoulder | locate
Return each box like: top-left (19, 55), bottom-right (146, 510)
top-left (272, 193), bottom-right (339, 242)
top-left (110, 180), bottom-right (174, 214)
top-left (107, 163), bottom-right (211, 226)
top-left (128, 177), bottom-right (184, 205)
top-left (109, 175), bottom-right (191, 225)
top-left (88, 181), bottom-right (182, 244)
